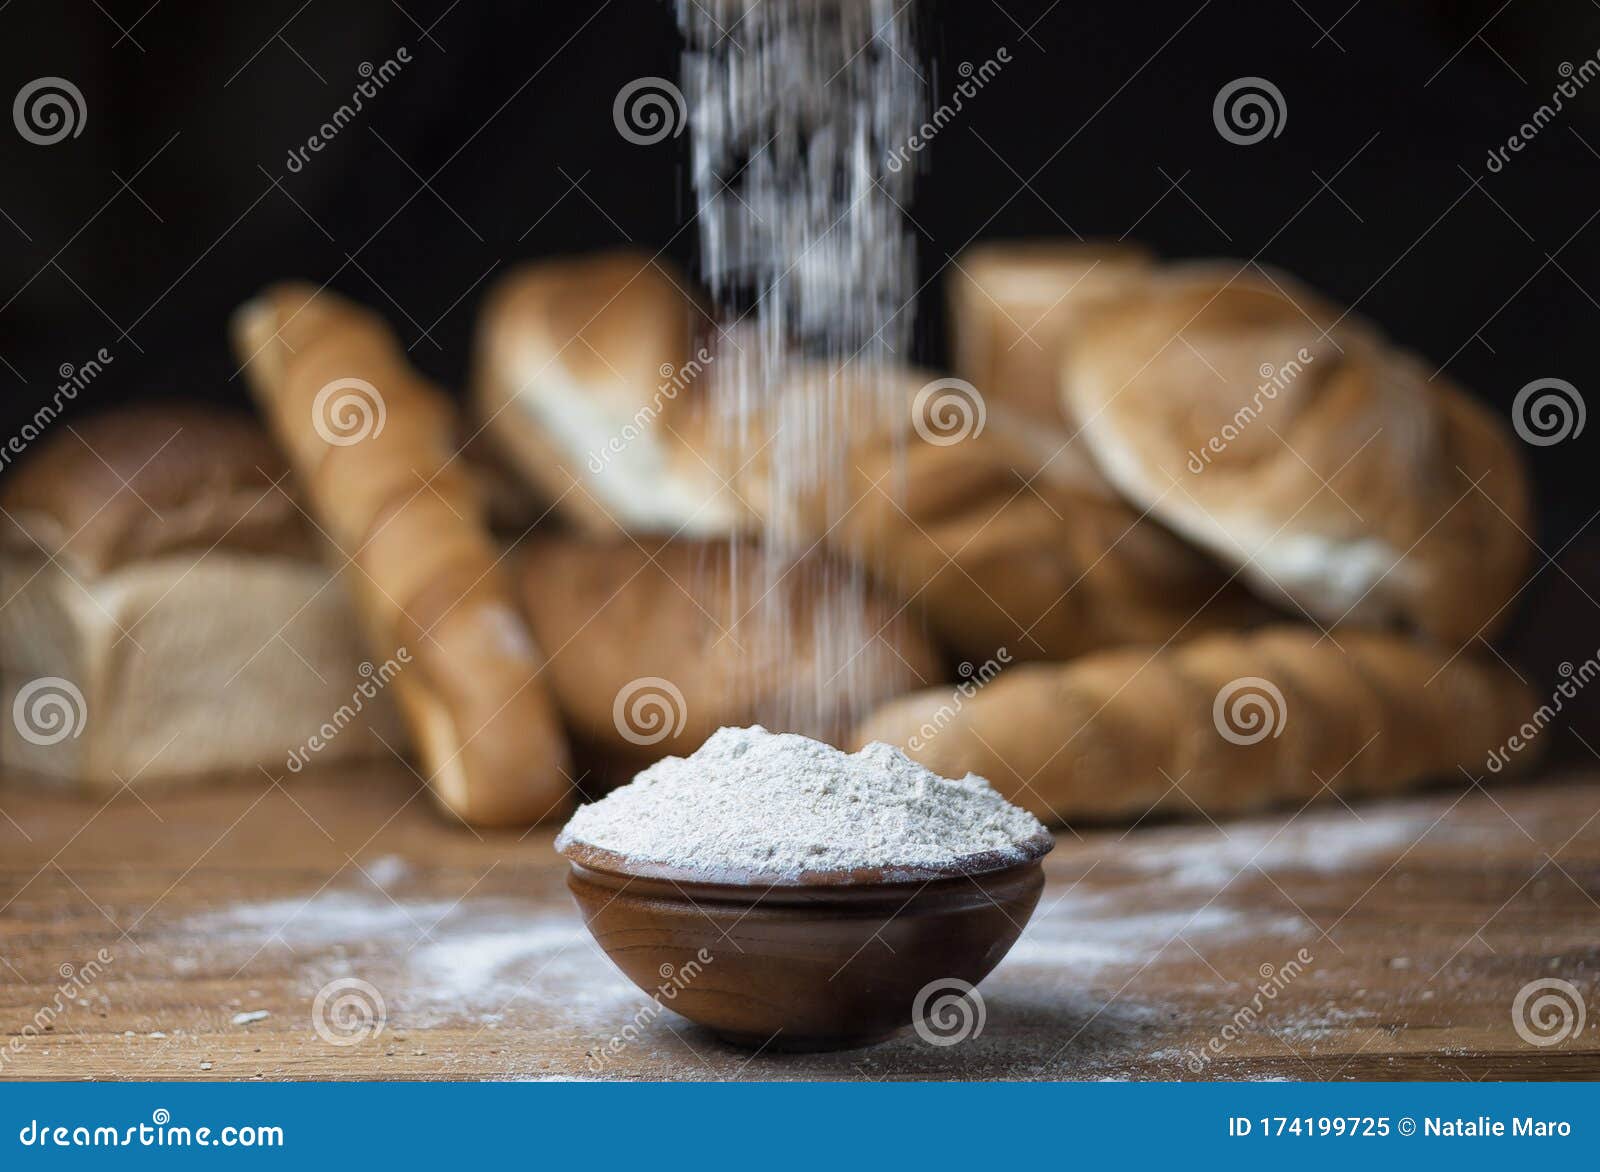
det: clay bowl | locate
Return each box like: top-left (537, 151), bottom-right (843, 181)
top-left (560, 833), bottom-right (1053, 1051)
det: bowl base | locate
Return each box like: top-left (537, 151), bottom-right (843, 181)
top-left (712, 1027), bottom-right (905, 1053)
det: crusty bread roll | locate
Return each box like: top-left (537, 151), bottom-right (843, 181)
top-left (471, 251), bottom-right (742, 537)
top-left (0, 405), bottom-right (402, 788)
top-left (853, 625), bottom-right (1541, 824)
top-left (723, 365), bottom-right (1276, 664)
top-left (233, 284), bottom-right (572, 827)
top-left (948, 241), bottom-right (1151, 430)
top-left (515, 536), bottom-right (943, 765)
top-left (1061, 266), bottom-right (1533, 644)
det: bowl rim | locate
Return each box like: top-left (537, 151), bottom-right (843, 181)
top-left (557, 830), bottom-right (1055, 889)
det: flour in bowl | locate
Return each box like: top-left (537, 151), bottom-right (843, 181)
top-left (555, 726), bottom-right (1048, 879)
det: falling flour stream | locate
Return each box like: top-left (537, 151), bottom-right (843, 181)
top-left (677, 0), bottom-right (927, 735)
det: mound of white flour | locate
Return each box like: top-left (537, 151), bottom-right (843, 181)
top-left (556, 726), bottom-right (1047, 879)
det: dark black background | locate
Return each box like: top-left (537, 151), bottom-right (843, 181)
top-left (1, 0), bottom-right (1595, 550)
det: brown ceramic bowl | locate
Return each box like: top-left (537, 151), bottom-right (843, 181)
top-left (560, 833), bottom-right (1053, 1051)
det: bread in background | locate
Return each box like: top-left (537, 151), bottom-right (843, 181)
top-left (516, 535), bottom-right (943, 771)
top-left (1061, 264), bottom-right (1534, 645)
top-left (471, 251), bottom-right (743, 538)
top-left (234, 283), bottom-right (572, 828)
top-left (948, 241), bottom-right (1150, 432)
top-left (0, 405), bottom-right (401, 788)
top-left (853, 625), bottom-right (1541, 824)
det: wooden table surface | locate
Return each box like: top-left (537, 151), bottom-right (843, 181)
top-left (2, 765), bottom-right (1597, 1081)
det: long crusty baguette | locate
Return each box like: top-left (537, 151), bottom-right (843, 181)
top-left (853, 626), bottom-right (1540, 824)
top-left (232, 284), bottom-right (572, 827)
top-left (515, 536), bottom-right (944, 766)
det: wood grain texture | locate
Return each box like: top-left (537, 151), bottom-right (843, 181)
top-left (1, 765), bottom-right (1597, 1081)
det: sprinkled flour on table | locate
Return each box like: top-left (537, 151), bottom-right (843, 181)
top-left (556, 726), bottom-right (1047, 878)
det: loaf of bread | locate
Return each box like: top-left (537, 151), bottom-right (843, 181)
top-left (1061, 265), bottom-right (1533, 644)
top-left (724, 364), bottom-right (1276, 664)
top-left (233, 284), bottom-right (572, 827)
top-left (0, 405), bottom-right (402, 788)
top-left (471, 251), bottom-right (742, 537)
top-left (515, 536), bottom-right (943, 768)
top-left (948, 241), bottom-right (1150, 431)
top-left (853, 625), bottom-right (1541, 823)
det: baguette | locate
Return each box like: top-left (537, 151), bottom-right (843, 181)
top-left (232, 284), bottom-right (572, 827)
top-left (852, 626), bottom-right (1540, 824)
top-left (515, 536), bottom-right (943, 766)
